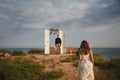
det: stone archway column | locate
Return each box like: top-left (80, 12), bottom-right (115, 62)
top-left (44, 29), bottom-right (50, 54)
top-left (59, 30), bottom-right (65, 54)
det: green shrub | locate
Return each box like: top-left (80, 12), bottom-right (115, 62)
top-left (102, 58), bottom-right (120, 80)
top-left (11, 50), bottom-right (26, 56)
top-left (0, 58), bottom-right (45, 80)
top-left (94, 53), bottom-right (108, 69)
top-left (94, 53), bottom-right (120, 80)
top-left (39, 70), bottom-right (63, 80)
top-left (28, 48), bottom-right (44, 54)
top-left (60, 55), bottom-right (78, 63)
top-left (94, 53), bottom-right (106, 63)
top-left (0, 48), bottom-right (11, 53)
top-left (0, 58), bottom-right (63, 80)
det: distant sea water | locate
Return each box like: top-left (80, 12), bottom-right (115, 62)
top-left (7, 48), bottom-right (31, 52)
top-left (0, 48), bottom-right (120, 58)
top-left (92, 48), bottom-right (120, 58)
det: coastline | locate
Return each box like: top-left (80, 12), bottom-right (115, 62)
top-left (0, 47), bottom-right (120, 58)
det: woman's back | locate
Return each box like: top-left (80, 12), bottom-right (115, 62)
top-left (81, 54), bottom-right (90, 60)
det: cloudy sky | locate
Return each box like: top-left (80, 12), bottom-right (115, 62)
top-left (0, 0), bottom-right (120, 48)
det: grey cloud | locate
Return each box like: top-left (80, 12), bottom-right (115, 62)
top-left (0, 0), bottom-right (120, 47)
top-left (0, 0), bottom-right (93, 31)
top-left (102, 0), bottom-right (120, 18)
top-left (1, 0), bottom-right (119, 31)
top-left (52, 0), bottom-right (120, 30)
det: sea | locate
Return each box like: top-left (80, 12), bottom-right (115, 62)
top-left (92, 48), bottom-right (120, 58)
top-left (0, 48), bottom-right (120, 58)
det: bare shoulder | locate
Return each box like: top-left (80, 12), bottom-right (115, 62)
top-left (90, 49), bottom-right (93, 52)
top-left (89, 49), bottom-right (93, 54)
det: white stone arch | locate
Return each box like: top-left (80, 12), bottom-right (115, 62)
top-left (44, 29), bottom-right (65, 54)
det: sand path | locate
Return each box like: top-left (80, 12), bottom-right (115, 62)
top-left (23, 54), bottom-right (80, 80)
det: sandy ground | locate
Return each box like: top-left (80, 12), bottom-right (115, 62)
top-left (1, 52), bottom-right (109, 80)
top-left (2, 53), bottom-right (106, 80)
top-left (22, 54), bottom-right (80, 80)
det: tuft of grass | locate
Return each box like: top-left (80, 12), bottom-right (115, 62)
top-left (0, 58), bottom-right (45, 80)
top-left (11, 50), bottom-right (26, 56)
top-left (60, 55), bottom-right (78, 63)
top-left (39, 70), bottom-right (64, 80)
top-left (0, 58), bottom-right (63, 80)
top-left (101, 58), bottom-right (120, 80)
top-left (94, 53), bottom-right (120, 80)
top-left (94, 53), bottom-right (107, 67)
top-left (28, 48), bottom-right (44, 54)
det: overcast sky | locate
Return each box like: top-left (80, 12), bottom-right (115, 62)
top-left (0, 0), bottom-right (120, 48)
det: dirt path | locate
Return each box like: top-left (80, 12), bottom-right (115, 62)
top-left (23, 54), bottom-right (80, 80)
top-left (3, 53), bottom-right (107, 80)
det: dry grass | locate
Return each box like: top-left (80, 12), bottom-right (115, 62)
top-left (2, 53), bottom-right (116, 80)
top-left (21, 54), bottom-right (79, 80)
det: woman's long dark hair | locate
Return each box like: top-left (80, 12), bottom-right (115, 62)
top-left (80, 40), bottom-right (90, 55)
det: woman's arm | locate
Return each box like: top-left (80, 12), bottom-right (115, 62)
top-left (79, 54), bottom-right (82, 61)
top-left (90, 50), bottom-right (94, 64)
top-left (79, 50), bottom-right (83, 61)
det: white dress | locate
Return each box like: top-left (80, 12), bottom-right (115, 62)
top-left (78, 54), bottom-right (94, 80)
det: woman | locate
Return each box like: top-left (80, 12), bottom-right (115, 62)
top-left (77, 40), bottom-right (94, 80)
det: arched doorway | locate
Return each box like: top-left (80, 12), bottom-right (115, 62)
top-left (44, 28), bottom-right (65, 54)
